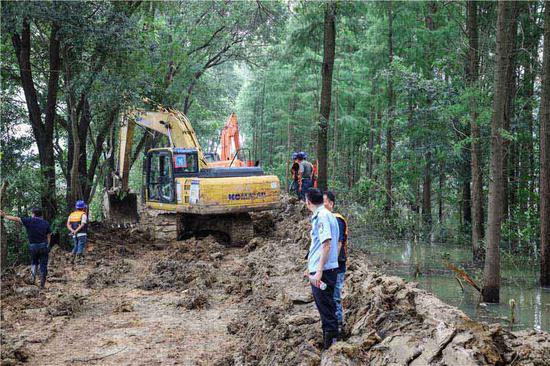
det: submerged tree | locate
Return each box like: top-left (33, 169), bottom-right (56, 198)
top-left (483, 0), bottom-right (519, 303)
top-left (541, 1), bottom-right (550, 288)
top-left (385, 0), bottom-right (395, 214)
top-left (467, 0), bottom-right (484, 260)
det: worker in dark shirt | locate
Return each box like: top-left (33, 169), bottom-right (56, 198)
top-left (323, 191), bottom-right (348, 333)
top-left (290, 152), bottom-right (300, 196)
top-left (0, 207), bottom-right (52, 288)
top-left (297, 152), bottom-right (314, 200)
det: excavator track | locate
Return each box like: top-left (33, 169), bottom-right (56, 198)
top-left (179, 213), bottom-right (254, 247)
top-left (139, 210), bottom-right (254, 247)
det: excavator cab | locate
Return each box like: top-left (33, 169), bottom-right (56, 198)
top-left (146, 148), bottom-right (199, 203)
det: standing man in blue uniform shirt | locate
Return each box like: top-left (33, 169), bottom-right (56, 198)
top-left (303, 188), bottom-right (340, 349)
top-left (0, 207), bottom-right (51, 288)
top-left (324, 191), bottom-right (348, 333)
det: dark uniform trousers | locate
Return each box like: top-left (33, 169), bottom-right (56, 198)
top-left (310, 268), bottom-right (338, 333)
top-left (300, 178), bottom-right (313, 200)
top-left (29, 242), bottom-right (49, 278)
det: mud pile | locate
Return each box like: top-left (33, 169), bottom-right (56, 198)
top-left (230, 196), bottom-right (550, 366)
top-left (138, 236), bottom-right (222, 291)
top-left (85, 259), bottom-right (132, 289)
top-left (139, 259), bottom-right (217, 291)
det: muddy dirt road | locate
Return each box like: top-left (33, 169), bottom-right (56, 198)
top-left (2, 231), bottom-right (246, 365)
top-left (2, 197), bottom-right (549, 365)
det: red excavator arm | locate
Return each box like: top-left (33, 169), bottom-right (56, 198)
top-left (208, 113), bottom-right (254, 167)
top-left (220, 113), bottom-right (241, 161)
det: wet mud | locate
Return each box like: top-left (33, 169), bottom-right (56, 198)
top-left (1, 196), bottom-right (548, 365)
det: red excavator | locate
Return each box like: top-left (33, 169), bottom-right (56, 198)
top-left (206, 113), bottom-right (255, 168)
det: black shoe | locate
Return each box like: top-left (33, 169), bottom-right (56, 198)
top-left (40, 276), bottom-right (46, 289)
top-left (323, 331), bottom-right (339, 350)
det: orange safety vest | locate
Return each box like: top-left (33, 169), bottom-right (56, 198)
top-left (333, 213), bottom-right (348, 256)
top-left (68, 210), bottom-right (87, 233)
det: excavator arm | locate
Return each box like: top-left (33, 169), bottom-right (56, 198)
top-left (117, 109), bottom-right (208, 191)
top-left (220, 113), bottom-right (241, 162)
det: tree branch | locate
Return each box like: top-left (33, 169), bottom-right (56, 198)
top-left (12, 17), bottom-right (44, 140)
top-left (43, 22), bottom-right (62, 138)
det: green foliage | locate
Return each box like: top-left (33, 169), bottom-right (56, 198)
top-left (0, 0), bottom-right (545, 265)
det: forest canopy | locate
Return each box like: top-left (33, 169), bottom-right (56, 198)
top-left (1, 0), bottom-right (549, 298)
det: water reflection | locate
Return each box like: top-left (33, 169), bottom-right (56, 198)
top-left (402, 240), bottom-right (412, 263)
top-left (355, 235), bottom-right (550, 332)
top-left (535, 287), bottom-right (541, 331)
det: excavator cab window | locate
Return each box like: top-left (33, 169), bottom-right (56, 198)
top-left (172, 149), bottom-right (199, 176)
top-left (146, 150), bottom-right (175, 203)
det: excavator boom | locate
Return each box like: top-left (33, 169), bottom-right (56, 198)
top-left (220, 113), bottom-right (241, 161)
top-left (209, 113), bottom-right (254, 167)
top-left (117, 109), bottom-right (208, 191)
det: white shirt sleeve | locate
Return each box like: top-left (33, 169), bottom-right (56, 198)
top-left (317, 213), bottom-right (332, 244)
top-left (81, 214), bottom-right (88, 224)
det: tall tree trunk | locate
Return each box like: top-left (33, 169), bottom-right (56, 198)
top-left (11, 18), bottom-right (60, 222)
top-left (268, 122), bottom-right (274, 166)
top-left (286, 81), bottom-right (296, 190)
top-left (317, 1), bottom-right (336, 191)
top-left (385, 0), bottom-right (394, 214)
top-left (461, 140), bottom-right (472, 226)
top-left (483, 0), bottom-right (518, 303)
top-left (367, 108), bottom-right (375, 178)
top-left (258, 82), bottom-right (266, 164)
top-left (438, 160), bottom-right (445, 224)
top-left (252, 96), bottom-right (258, 162)
top-left (332, 86), bottom-right (339, 179)
top-left (468, 0), bottom-right (484, 260)
top-left (1, 182), bottom-right (9, 271)
top-left (508, 139), bottom-right (519, 252)
top-left (540, 1), bottom-right (550, 287)
top-left (105, 120), bottom-right (116, 190)
top-left (64, 56), bottom-right (91, 209)
top-left (502, 64), bottom-right (517, 227)
top-left (519, 2), bottom-right (540, 253)
top-left (85, 107), bottom-right (119, 200)
top-left (422, 152), bottom-right (432, 227)
top-left (375, 110), bottom-right (382, 172)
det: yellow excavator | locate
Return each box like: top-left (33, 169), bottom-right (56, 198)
top-left (104, 108), bottom-right (280, 245)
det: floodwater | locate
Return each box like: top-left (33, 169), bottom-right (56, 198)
top-left (354, 235), bottom-right (550, 332)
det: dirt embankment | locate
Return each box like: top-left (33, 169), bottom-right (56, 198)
top-left (1, 196), bottom-right (549, 365)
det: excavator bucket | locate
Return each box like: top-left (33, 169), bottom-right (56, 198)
top-left (103, 191), bottom-right (139, 226)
